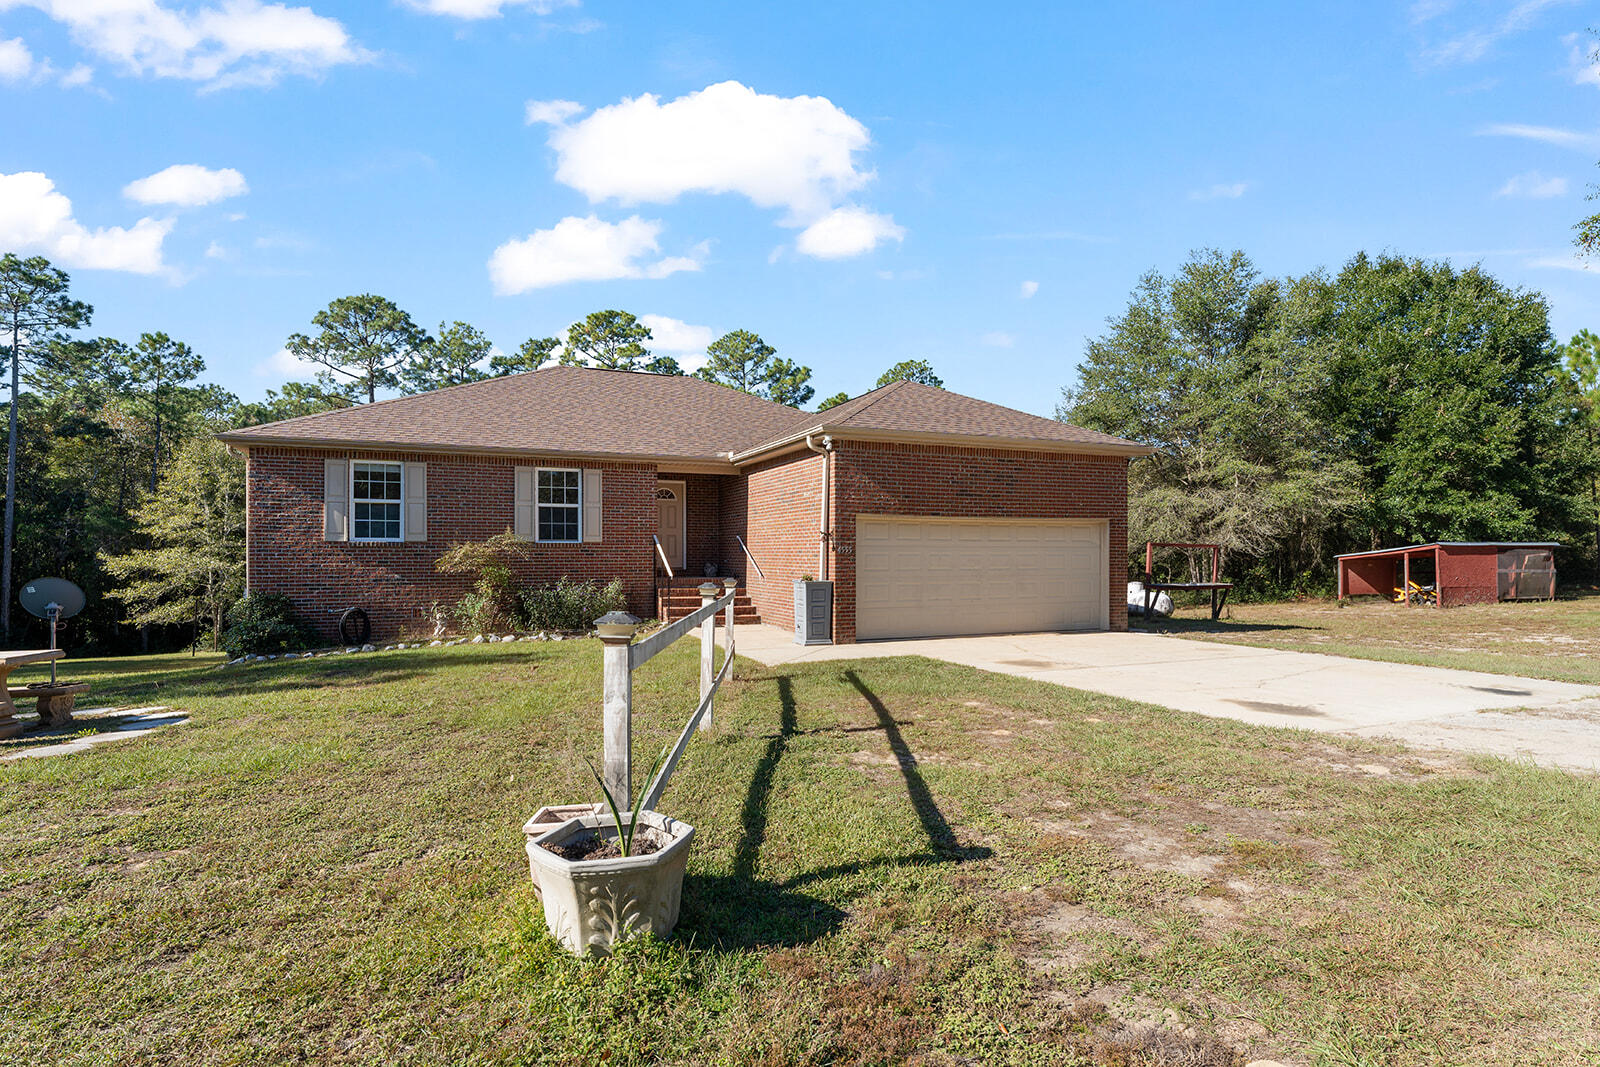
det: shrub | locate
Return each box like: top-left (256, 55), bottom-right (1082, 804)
top-left (220, 594), bottom-right (318, 656)
top-left (437, 531), bottom-right (529, 632)
top-left (521, 577), bottom-right (627, 632)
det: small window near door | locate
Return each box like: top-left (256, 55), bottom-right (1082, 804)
top-left (537, 468), bottom-right (581, 542)
top-left (352, 462), bottom-right (403, 541)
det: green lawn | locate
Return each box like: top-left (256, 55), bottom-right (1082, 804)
top-left (2, 641), bottom-right (1599, 1065)
top-left (1146, 591), bottom-right (1600, 686)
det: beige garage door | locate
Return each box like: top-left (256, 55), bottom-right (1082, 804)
top-left (855, 517), bottom-right (1108, 640)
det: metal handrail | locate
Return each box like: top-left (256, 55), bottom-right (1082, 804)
top-left (652, 534), bottom-right (675, 579)
top-left (735, 534), bottom-right (764, 580)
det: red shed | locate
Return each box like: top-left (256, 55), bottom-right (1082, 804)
top-left (1336, 542), bottom-right (1557, 607)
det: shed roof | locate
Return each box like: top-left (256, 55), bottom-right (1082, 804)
top-left (1335, 541), bottom-right (1560, 561)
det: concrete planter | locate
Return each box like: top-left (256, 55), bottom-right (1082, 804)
top-left (523, 809), bottom-right (695, 956)
top-left (522, 804), bottom-right (602, 895)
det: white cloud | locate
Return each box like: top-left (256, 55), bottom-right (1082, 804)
top-left (1019, 280), bottom-right (1039, 299)
top-left (204, 240), bottom-right (232, 259)
top-left (58, 62), bottom-right (94, 87)
top-left (524, 98), bottom-right (584, 125)
top-left (980, 331), bottom-right (1015, 348)
top-left (639, 314), bottom-right (713, 352)
top-left (638, 314), bottom-right (712, 372)
top-left (795, 205), bottom-right (904, 259)
top-left (1417, 0), bottom-right (1573, 66)
top-left (1478, 122), bottom-right (1600, 151)
top-left (0, 171), bottom-right (171, 274)
top-left (1526, 253), bottom-right (1595, 272)
top-left (488, 215), bottom-right (702, 294)
top-left (5, 0), bottom-right (369, 89)
top-left (1190, 181), bottom-right (1250, 201)
top-left (0, 36), bottom-right (34, 81)
top-left (402, 0), bottom-right (575, 17)
top-left (1567, 32), bottom-right (1600, 87)
top-left (1495, 171), bottom-right (1568, 198)
top-left (124, 163), bottom-right (248, 207)
top-left (254, 346), bottom-right (306, 377)
top-left (542, 80), bottom-right (876, 223)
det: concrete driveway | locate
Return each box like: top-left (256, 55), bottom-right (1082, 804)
top-left (735, 626), bottom-right (1600, 772)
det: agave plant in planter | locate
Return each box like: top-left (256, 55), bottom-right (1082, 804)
top-left (522, 749), bottom-right (695, 956)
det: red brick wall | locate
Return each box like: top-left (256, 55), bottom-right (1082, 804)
top-left (246, 446), bottom-right (657, 640)
top-left (736, 449), bottom-right (827, 632)
top-left (826, 441), bottom-right (1130, 642)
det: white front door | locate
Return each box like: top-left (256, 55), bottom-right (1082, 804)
top-left (855, 516), bottom-right (1108, 640)
top-left (656, 481), bottom-right (686, 569)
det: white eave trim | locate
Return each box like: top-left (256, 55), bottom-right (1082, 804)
top-left (215, 434), bottom-right (739, 474)
top-left (729, 424), bottom-right (1155, 465)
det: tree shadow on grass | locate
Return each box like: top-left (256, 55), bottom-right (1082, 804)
top-left (683, 671), bottom-right (990, 951)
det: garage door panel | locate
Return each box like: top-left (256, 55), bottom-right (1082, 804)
top-left (855, 517), bottom-right (1106, 640)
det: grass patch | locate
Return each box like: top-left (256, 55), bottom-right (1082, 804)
top-left (1148, 591), bottom-right (1600, 686)
top-left (1, 641), bottom-right (1598, 1064)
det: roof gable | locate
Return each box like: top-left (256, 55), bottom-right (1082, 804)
top-left (745, 380), bottom-right (1148, 456)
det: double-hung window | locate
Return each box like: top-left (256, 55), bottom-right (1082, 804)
top-left (537, 468), bottom-right (581, 542)
top-left (352, 462), bottom-right (403, 541)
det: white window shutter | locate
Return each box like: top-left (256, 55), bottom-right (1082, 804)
top-left (582, 469), bottom-right (603, 542)
top-left (403, 462), bottom-right (427, 542)
top-left (324, 457), bottom-right (349, 541)
top-left (514, 466), bottom-right (535, 540)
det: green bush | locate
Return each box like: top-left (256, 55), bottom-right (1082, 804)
top-left (520, 577), bottom-right (627, 632)
top-left (438, 532), bottom-right (527, 632)
top-left (220, 594), bottom-right (319, 656)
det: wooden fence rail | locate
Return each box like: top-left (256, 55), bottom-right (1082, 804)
top-left (599, 580), bottom-right (738, 809)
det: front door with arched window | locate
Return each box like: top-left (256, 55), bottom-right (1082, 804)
top-left (656, 481), bottom-right (686, 570)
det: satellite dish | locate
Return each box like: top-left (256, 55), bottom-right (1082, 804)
top-left (20, 577), bottom-right (85, 621)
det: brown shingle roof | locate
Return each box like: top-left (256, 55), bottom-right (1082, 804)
top-left (219, 366), bottom-right (805, 461)
top-left (219, 366), bottom-right (1150, 462)
top-left (746, 380), bottom-right (1149, 456)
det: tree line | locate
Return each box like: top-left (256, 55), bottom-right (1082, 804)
top-left (1062, 248), bottom-right (1598, 594)
top-left (0, 252), bottom-right (944, 653)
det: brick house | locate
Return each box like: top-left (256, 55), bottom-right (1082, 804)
top-left (219, 366), bottom-right (1150, 643)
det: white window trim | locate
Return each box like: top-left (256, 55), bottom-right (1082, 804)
top-left (535, 466), bottom-right (583, 544)
top-left (350, 460), bottom-right (405, 543)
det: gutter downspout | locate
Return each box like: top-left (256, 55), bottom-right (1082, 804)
top-left (804, 433), bottom-right (834, 580)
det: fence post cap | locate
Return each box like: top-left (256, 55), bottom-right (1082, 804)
top-left (722, 577), bottom-right (738, 591)
top-left (595, 611), bottom-right (641, 642)
top-left (697, 581), bottom-right (721, 597)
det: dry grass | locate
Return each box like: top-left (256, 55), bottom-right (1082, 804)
top-left (1, 642), bottom-right (1598, 1064)
top-left (1148, 591), bottom-right (1600, 685)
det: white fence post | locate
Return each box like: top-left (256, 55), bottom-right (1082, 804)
top-left (595, 612), bottom-right (641, 807)
top-left (722, 577), bottom-right (737, 661)
top-left (698, 582), bottom-right (718, 731)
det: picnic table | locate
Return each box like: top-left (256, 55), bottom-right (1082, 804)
top-left (1141, 542), bottom-right (1235, 624)
top-left (0, 649), bottom-right (76, 738)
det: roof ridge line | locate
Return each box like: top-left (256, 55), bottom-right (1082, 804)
top-left (825, 379), bottom-right (906, 426)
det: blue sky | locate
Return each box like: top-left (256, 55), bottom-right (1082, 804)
top-left (2, 0), bottom-right (1597, 416)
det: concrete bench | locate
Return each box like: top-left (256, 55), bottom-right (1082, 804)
top-left (8, 683), bottom-right (90, 727)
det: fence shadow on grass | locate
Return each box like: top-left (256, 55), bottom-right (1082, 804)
top-left (684, 670), bottom-right (989, 951)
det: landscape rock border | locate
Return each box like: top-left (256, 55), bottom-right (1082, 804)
top-left (218, 630), bottom-right (594, 669)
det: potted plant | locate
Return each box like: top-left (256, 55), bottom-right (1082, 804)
top-left (522, 752), bottom-right (695, 956)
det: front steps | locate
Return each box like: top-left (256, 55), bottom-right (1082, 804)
top-left (657, 577), bottom-right (760, 625)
